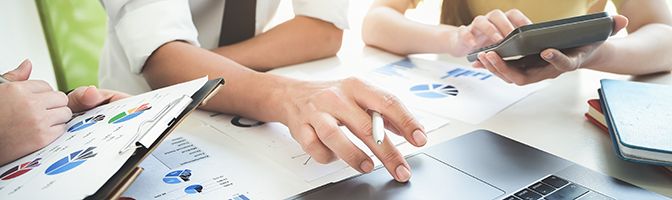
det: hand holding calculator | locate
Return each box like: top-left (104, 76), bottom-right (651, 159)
top-left (467, 12), bottom-right (615, 63)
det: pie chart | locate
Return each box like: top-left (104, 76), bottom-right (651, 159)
top-left (184, 184), bottom-right (204, 194)
top-left (163, 169), bottom-right (192, 184)
top-left (45, 147), bottom-right (97, 175)
top-left (0, 158), bottom-right (41, 180)
top-left (68, 114), bottom-right (105, 132)
top-left (109, 103), bottom-right (151, 124)
top-left (409, 83), bottom-right (459, 99)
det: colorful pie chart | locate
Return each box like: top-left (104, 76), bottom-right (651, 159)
top-left (68, 114), bottom-right (105, 132)
top-left (0, 158), bottom-right (41, 180)
top-left (45, 147), bottom-right (97, 175)
top-left (109, 103), bottom-right (151, 124)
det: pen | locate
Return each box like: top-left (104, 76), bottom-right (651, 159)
top-left (0, 75), bottom-right (10, 84)
top-left (372, 111), bottom-right (385, 145)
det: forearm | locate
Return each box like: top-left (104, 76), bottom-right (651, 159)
top-left (212, 16), bottom-right (343, 72)
top-left (362, 7), bottom-right (457, 55)
top-left (585, 24), bottom-right (672, 75)
top-left (143, 41), bottom-right (294, 121)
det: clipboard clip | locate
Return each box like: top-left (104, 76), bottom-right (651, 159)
top-left (118, 95), bottom-right (190, 154)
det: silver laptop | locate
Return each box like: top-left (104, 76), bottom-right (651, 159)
top-left (290, 130), bottom-right (669, 200)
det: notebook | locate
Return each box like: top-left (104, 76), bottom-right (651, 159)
top-left (599, 79), bottom-right (672, 166)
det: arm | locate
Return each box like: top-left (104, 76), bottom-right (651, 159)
top-left (583, 0), bottom-right (672, 74)
top-left (143, 41), bottom-right (427, 182)
top-left (212, 16), bottom-right (343, 72)
top-left (363, 0), bottom-right (456, 55)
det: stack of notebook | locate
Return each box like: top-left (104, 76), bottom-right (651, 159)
top-left (585, 79), bottom-right (672, 173)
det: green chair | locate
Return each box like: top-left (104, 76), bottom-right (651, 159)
top-left (35, 0), bottom-right (107, 92)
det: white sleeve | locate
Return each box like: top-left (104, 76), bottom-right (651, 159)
top-left (107, 0), bottom-right (200, 74)
top-left (292, 0), bottom-right (349, 30)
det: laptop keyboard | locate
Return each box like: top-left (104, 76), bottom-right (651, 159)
top-left (502, 175), bottom-right (615, 200)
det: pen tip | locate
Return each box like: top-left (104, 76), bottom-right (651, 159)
top-left (376, 140), bottom-right (383, 145)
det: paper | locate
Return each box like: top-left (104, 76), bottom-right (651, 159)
top-left (121, 130), bottom-right (257, 200)
top-left (193, 109), bottom-right (448, 182)
top-left (0, 77), bottom-right (208, 199)
top-left (360, 58), bottom-right (545, 124)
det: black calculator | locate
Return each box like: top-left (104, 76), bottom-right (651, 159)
top-left (466, 12), bottom-right (614, 63)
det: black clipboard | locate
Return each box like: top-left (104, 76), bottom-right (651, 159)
top-left (85, 78), bottom-right (224, 199)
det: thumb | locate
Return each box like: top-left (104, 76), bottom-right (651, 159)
top-left (541, 49), bottom-right (579, 72)
top-left (68, 86), bottom-right (104, 113)
top-left (611, 15), bottom-right (629, 35)
top-left (3, 59), bottom-right (32, 81)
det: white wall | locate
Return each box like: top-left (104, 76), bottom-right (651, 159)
top-left (0, 0), bottom-right (56, 88)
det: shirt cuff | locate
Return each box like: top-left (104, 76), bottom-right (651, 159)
top-left (292, 0), bottom-right (349, 30)
top-left (114, 0), bottom-right (200, 74)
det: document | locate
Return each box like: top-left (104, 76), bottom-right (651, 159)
top-left (360, 58), bottom-right (545, 124)
top-left (0, 78), bottom-right (208, 199)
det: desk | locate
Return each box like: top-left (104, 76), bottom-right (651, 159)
top-left (261, 48), bottom-right (672, 198)
top-left (175, 48), bottom-right (672, 199)
top-left (171, 1), bottom-right (672, 198)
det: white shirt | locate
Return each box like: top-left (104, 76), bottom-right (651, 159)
top-left (99, 0), bottom-right (349, 94)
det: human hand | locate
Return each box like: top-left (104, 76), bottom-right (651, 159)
top-left (447, 9), bottom-right (532, 56)
top-left (472, 15), bottom-right (629, 85)
top-left (0, 60), bottom-right (71, 165)
top-left (278, 77), bottom-right (426, 182)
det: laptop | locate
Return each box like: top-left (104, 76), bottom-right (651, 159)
top-left (290, 130), bottom-right (669, 200)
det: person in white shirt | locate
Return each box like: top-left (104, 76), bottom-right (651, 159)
top-left (0, 60), bottom-right (127, 166)
top-left (99, 0), bottom-right (426, 182)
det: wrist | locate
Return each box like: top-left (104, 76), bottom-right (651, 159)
top-left (581, 41), bottom-right (614, 70)
top-left (436, 25), bottom-right (459, 54)
top-left (254, 72), bottom-right (300, 123)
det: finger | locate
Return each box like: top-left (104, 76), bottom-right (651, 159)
top-left (2, 59), bottom-right (32, 81)
top-left (310, 113), bottom-right (373, 173)
top-left (505, 9), bottom-right (532, 28)
top-left (479, 52), bottom-right (512, 83)
top-left (37, 91), bottom-right (69, 110)
top-left (485, 51), bottom-right (524, 84)
top-left (345, 79), bottom-right (426, 147)
top-left (486, 9), bottom-right (516, 35)
top-left (290, 123), bottom-right (335, 164)
top-left (67, 86), bottom-right (130, 113)
top-left (541, 49), bottom-right (579, 72)
top-left (326, 96), bottom-right (427, 147)
top-left (471, 16), bottom-right (504, 42)
top-left (15, 80), bottom-right (53, 93)
top-left (46, 106), bottom-right (73, 127)
top-left (472, 60), bottom-right (485, 68)
top-left (611, 15), bottom-right (629, 34)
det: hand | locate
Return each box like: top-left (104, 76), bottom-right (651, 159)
top-left (472, 15), bottom-right (629, 85)
top-left (278, 77), bottom-right (426, 182)
top-left (0, 60), bottom-right (71, 165)
top-left (447, 9), bottom-right (532, 56)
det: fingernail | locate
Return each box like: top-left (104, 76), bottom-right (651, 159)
top-left (396, 165), bottom-right (411, 182)
top-left (543, 51), bottom-right (554, 60)
top-left (360, 160), bottom-right (373, 173)
top-left (412, 130), bottom-right (427, 146)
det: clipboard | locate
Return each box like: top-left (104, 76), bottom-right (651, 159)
top-left (85, 78), bottom-right (224, 199)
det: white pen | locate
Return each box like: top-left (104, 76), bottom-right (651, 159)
top-left (372, 111), bottom-right (385, 145)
